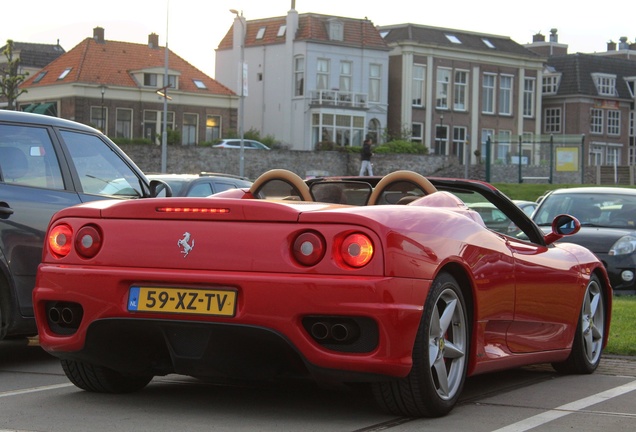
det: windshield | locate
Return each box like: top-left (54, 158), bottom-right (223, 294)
top-left (533, 191), bottom-right (636, 228)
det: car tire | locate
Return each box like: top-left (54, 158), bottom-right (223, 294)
top-left (552, 274), bottom-right (605, 374)
top-left (373, 272), bottom-right (469, 417)
top-left (61, 359), bottom-right (153, 393)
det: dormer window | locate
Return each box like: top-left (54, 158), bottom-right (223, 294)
top-left (542, 74), bottom-right (561, 95)
top-left (327, 19), bottom-right (344, 42)
top-left (592, 73), bottom-right (617, 97)
top-left (58, 67), bottom-right (72, 80)
top-left (144, 73), bottom-right (157, 86)
top-left (256, 27), bottom-right (266, 40)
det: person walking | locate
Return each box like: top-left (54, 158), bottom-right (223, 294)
top-left (359, 138), bottom-right (374, 176)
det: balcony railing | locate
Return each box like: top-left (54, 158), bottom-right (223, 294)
top-left (309, 90), bottom-right (367, 108)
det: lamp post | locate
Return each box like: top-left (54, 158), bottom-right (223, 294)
top-left (99, 85), bottom-right (106, 133)
top-left (230, 8), bottom-right (246, 177)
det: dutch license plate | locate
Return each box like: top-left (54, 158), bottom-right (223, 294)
top-left (128, 286), bottom-right (236, 317)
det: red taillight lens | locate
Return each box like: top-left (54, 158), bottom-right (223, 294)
top-left (292, 231), bottom-right (326, 266)
top-left (156, 207), bottom-right (230, 214)
top-left (48, 224), bottom-right (73, 258)
top-left (340, 233), bottom-right (374, 268)
top-left (75, 225), bottom-right (102, 258)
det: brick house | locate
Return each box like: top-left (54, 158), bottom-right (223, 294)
top-left (380, 23), bottom-right (546, 166)
top-left (17, 27), bottom-right (237, 145)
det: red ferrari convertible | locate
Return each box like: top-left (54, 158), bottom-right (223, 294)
top-left (33, 169), bottom-right (611, 417)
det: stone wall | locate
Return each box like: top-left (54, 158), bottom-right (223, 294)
top-left (119, 144), bottom-right (596, 184)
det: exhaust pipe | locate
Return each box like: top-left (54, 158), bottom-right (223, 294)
top-left (48, 307), bottom-right (61, 324)
top-left (310, 322), bottom-right (330, 340)
top-left (330, 323), bottom-right (349, 341)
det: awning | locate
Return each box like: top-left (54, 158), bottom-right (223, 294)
top-left (23, 103), bottom-right (37, 112)
top-left (32, 102), bottom-right (56, 116)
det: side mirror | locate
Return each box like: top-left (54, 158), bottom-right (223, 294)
top-left (149, 179), bottom-right (173, 197)
top-left (544, 214), bottom-right (581, 245)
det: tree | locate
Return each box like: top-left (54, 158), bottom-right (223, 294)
top-left (0, 39), bottom-right (28, 110)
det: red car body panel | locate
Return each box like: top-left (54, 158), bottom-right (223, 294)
top-left (33, 177), bottom-right (612, 383)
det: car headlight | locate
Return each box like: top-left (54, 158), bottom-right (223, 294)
top-left (609, 235), bottom-right (636, 256)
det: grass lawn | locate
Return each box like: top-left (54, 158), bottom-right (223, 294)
top-left (606, 295), bottom-right (636, 356)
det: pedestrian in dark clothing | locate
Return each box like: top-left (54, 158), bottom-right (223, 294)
top-left (359, 138), bottom-right (374, 176)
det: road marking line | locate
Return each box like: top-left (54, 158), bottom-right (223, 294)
top-left (492, 379), bottom-right (636, 432)
top-left (0, 383), bottom-right (74, 398)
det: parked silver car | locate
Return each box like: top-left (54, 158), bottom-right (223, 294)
top-left (213, 139), bottom-right (270, 150)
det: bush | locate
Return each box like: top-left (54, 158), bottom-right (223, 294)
top-left (374, 140), bottom-right (428, 154)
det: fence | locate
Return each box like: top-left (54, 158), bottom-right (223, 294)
top-left (481, 134), bottom-right (587, 184)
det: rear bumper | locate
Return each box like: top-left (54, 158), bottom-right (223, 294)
top-left (34, 265), bottom-right (430, 380)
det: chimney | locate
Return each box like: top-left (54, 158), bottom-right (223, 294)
top-left (533, 32), bottom-right (545, 43)
top-left (607, 40), bottom-right (617, 51)
top-left (618, 36), bottom-right (629, 50)
top-left (93, 27), bottom-right (105, 44)
top-left (148, 33), bottom-right (159, 49)
top-left (549, 28), bottom-right (558, 43)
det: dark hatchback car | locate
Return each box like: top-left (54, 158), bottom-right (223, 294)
top-left (146, 173), bottom-right (252, 197)
top-left (532, 187), bottom-right (636, 293)
top-left (0, 111), bottom-right (167, 340)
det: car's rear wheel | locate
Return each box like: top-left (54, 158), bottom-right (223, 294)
top-left (61, 359), bottom-right (153, 393)
top-left (552, 274), bottom-right (605, 374)
top-left (373, 272), bottom-right (469, 417)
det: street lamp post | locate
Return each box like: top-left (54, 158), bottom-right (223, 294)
top-left (100, 85), bottom-right (106, 133)
top-left (230, 8), bottom-right (246, 177)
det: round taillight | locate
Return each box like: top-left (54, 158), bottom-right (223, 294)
top-left (340, 233), bottom-right (374, 268)
top-left (75, 225), bottom-right (102, 258)
top-left (48, 224), bottom-right (73, 258)
top-left (293, 231), bottom-right (326, 266)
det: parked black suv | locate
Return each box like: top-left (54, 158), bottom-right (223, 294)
top-left (0, 111), bottom-right (168, 340)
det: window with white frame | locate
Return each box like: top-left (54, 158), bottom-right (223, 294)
top-left (542, 74), bottom-right (560, 94)
top-left (205, 115), bottom-right (221, 142)
top-left (182, 113), bottom-right (198, 145)
top-left (590, 108), bottom-right (603, 134)
top-left (412, 64), bottom-right (425, 107)
top-left (589, 144), bottom-right (604, 166)
top-left (482, 73), bottom-right (496, 114)
top-left (436, 68), bottom-right (451, 109)
top-left (411, 122), bottom-right (424, 143)
top-left (452, 126), bottom-right (467, 164)
top-left (143, 110), bottom-right (174, 144)
top-left (607, 110), bottom-right (621, 135)
top-left (592, 73), bottom-right (617, 97)
top-left (90, 106), bottom-right (107, 133)
top-left (368, 63), bottom-right (381, 103)
top-left (499, 75), bottom-right (513, 115)
top-left (327, 19), bottom-right (344, 41)
top-left (316, 59), bottom-right (330, 90)
top-left (454, 70), bottom-right (468, 111)
top-left (311, 112), bottom-right (365, 147)
top-left (294, 56), bottom-right (304, 96)
top-left (544, 108), bottom-right (561, 133)
top-left (115, 108), bottom-right (132, 139)
top-left (523, 78), bottom-right (535, 118)
top-left (607, 145), bottom-right (621, 166)
top-left (339, 61), bottom-right (352, 93)
top-left (144, 73), bottom-right (157, 87)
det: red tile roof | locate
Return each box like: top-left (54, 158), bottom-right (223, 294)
top-left (21, 37), bottom-right (234, 95)
top-left (217, 13), bottom-right (388, 51)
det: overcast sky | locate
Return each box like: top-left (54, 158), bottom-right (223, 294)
top-left (3, 0), bottom-right (634, 78)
